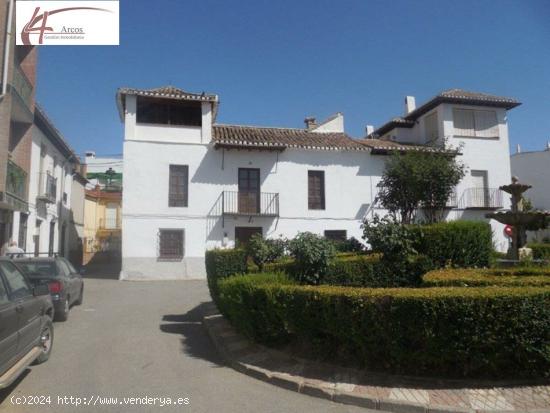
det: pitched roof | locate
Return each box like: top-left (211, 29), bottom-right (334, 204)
top-left (116, 86), bottom-right (219, 121)
top-left (359, 138), bottom-right (451, 154)
top-left (34, 105), bottom-right (80, 163)
top-left (369, 88), bottom-right (521, 138)
top-left (212, 124), bottom-right (368, 151)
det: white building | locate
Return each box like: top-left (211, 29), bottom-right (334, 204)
top-left (15, 106), bottom-right (81, 257)
top-left (118, 86), bottom-right (520, 280)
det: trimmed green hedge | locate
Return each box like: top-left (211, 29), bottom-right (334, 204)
top-left (218, 273), bottom-right (550, 378)
top-left (265, 253), bottom-right (432, 287)
top-left (423, 268), bottom-right (550, 287)
top-left (409, 221), bottom-right (493, 268)
top-left (205, 249), bottom-right (248, 305)
top-left (528, 243), bottom-right (550, 260)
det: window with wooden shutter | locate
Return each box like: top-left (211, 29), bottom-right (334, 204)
top-left (169, 165), bottom-right (188, 207)
top-left (453, 108), bottom-right (498, 138)
top-left (159, 229), bottom-right (184, 260)
top-left (308, 170), bottom-right (325, 210)
top-left (424, 112), bottom-right (438, 142)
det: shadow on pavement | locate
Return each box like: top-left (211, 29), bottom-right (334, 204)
top-left (0, 369), bottom-right (30, 404)
top-left (160, 302), bottom-right (224, 366)
top-left (83, 252), bottom-right (121, 280)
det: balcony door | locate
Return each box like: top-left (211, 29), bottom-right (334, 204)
top-left (105, 203), bottom-right (118, 229)
top-left (470, 170), bottom-right (489, 208)
top-left (238, 168), bottom-right (260, 214)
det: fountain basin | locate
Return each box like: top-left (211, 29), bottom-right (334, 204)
top-left (486, 211), bottom-right (550, 227)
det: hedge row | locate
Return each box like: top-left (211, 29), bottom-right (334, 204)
top-left (218, 273), bottom-right (550, 378)
top-left (528, 243), bottom-right (550, 260)
top-left (205, 249), bottom-right (247, 305)
top-left (423, 268), bottom-right (550, 287)
top-left (409, 221), bottom-right (493, 268)
top-left (264, 253), bottom-right (432, 287)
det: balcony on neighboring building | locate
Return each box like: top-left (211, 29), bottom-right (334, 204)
top-left (221, 191), bottom-right (279, 217)
top-left (98, 217), bottom-right (121, 231)
top-left (37, 172), bottom-right (57, 203)
top-left (445, 189), bottom-right (458, 208)
top-left (10, 66), bottom-right (34, 123)
top-left (460, 187), bottom-right (503, 209)
top-left (2, 160), bottom-right (28, 211)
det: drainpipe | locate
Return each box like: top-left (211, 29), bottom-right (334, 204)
top-left (1, 0), bottom-right (14, 98)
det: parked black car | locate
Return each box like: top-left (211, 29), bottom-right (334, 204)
top-left (0, 257), bottom-right (54, 389)
top-left (13, 256), bottom-right (84, 322)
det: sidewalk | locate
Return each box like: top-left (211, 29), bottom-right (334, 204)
top-left (203, 307), bottom-right (550, 413)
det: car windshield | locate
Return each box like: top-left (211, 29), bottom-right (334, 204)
top-left (17, 261), bottom-right (58, 278)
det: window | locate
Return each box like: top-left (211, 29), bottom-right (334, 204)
top-left (424, 112), bottom-right (438, 142)
top-left (0, 262), bottom-right (31, 299)
top-left (308, 170), bottom-right (325, 210)
top-left (169, 165), bottom-right (189, 207)
top-left (324, 230), bottom-right (347, 241)
top-left (159, 229), bottom-right (184, 260)
top-left (137, 97), bottom-right (202, 126)
top-left (453, 109), bottom-right (498, 138)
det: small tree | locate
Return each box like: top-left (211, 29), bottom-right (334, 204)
top-left (247, 234), bottom-right (287, 271)
top-left (288, 232), bottom-right (336, 285)
top-left (376, 150), bottom-right (465, 223)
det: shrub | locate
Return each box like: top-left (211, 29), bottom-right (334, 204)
top-left (288, 232), bottom-right (336, 284)
top-left (408, 221), bottom-right (492, 268)
top-left (246, 236), bottom-right (287, 272)
top-left (528, 243), bottom-right (550, 260)
top-left (218, 274), bottom-right (550, 379)
top-left (205, 248), bottom-right (248, 305)
top-left (330, 237), bottom-right (365, 253)
top-left (423, 268), bottom-right (550, 287)
top-left (362, 215), bottom-right (416, 261)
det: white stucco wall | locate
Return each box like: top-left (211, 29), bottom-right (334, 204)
top-left (121, 95), bottom-right (515, 280)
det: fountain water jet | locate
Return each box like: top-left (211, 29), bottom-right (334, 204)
top-left (486, 177), bottom-right (550, 260)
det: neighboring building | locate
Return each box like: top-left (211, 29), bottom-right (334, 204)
top-left (511, 143), bottom-right (550, 241)
top-left (82, 152), bottom-right (123, 264)
top-left (69, 167), bottom-right (87, 265)
top-left (118, 86), bottom-right (519, 280)
top-left (511, 144), bottom-right (550, 210)
top-left (83, 187), bottom-right (122, 264)
top-left (0, 1), bottom-right (37, 252)
top-left (25, 106), bottom-right (81, 258)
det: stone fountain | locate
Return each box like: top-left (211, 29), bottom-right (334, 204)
top-left (486, 177), bottom-right (550, 260)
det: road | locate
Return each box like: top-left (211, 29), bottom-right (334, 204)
top-left (0, 277), bottom-right (375, 413)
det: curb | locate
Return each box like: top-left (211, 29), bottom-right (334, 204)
top-left (203, 313), bottom-right (550, 413)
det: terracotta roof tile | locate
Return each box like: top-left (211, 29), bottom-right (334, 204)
top-left (212, 124), bottom-right (368, 151)
top-left (117, 85), bottom-right (218, 102)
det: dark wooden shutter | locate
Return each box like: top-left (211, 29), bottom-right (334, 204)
top-left (169, 165), bottom-right (188, 207)
top-left (308, 170), bottom-right (325, 210)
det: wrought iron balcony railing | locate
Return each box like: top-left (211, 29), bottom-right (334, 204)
top-left (6, 160), bottom-right (27, 201)
top-left (99, 217), bottom-right (121, 230)
top-left (460, 187), bottom-right (503, 209)
top-left (37, 172), bottom-right (57, 203)
top-left (222, 191), bottom-right (279, 216)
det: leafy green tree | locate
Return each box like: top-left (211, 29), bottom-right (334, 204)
top-left (376, 150), bottom-right (465, 223)
top-left (288, 232), bottom-right (336, 284)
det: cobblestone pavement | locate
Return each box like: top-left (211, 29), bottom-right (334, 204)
top-left (203, 309), bottom-right (550, 413)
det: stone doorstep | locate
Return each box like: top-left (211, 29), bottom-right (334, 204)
top-left (202, 313), bottom-right (550, 413)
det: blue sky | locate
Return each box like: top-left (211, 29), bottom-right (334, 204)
top-left (36, 0), bottom-right (550, 157)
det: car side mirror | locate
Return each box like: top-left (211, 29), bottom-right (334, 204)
top-left (33, 284), bottom-right (50, 296)
top-left (79, 267), bottom-right (86, 275)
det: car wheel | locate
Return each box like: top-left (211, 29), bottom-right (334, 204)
top-left (34, 319), bottom-right (54, 364)
top-left (55, 298), bottom-right (70, 322)
top-left (75, 287), bottom-right (83, 306)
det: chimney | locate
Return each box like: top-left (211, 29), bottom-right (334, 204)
top-left (516, 144), bottom-right (521, 153)
top-left (365, 125), bottom-right (374, 137)
top-left (547, 141), bottom-right (550, 151)
top-left (304, 117), bottom-right (317, 130)
top-left (404, 96), bottom-right (416, 114)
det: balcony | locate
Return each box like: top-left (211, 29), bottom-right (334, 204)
top-left (460, 187), bottom-right (503, 209)
top-left (221, 191), bottom-right (279, 217)
top-left (445, 189), bottom-right (458, 208)
top-left (6, 160), bottom-right (27, 201)
top-left (99, 217), bottom-right (121, 231)
top-left (37, 173), bottom-right (57, 203)
top-left (10, 66), bottom-right (33, 121)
